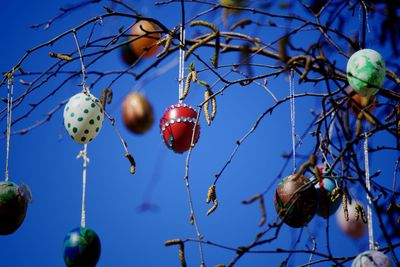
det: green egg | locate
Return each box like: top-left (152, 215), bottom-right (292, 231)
top-left (346, 49), bottom-right (386, 97)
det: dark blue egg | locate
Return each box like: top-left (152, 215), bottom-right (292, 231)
top-left (62, 227), bottom-right (101, 267)
top-left (310, 167), bottom-right (341, 218)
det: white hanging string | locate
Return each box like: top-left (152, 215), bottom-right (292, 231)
top-left (72, 31), bottom-right (88, 94)
top-left (77, 145), bottom-right (89, 228)
top-left (289, 69), bottom-right (296, 173)
top-left (4, 74), bottom-right (14, 182)
top-left (364, 134), bottom-right (374, 250)
top-left (178, 24), bottom-right (186, 103)
top-left (73, 31), bottom-right (89, 228)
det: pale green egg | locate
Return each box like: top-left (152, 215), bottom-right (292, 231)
top-left (346, 49), bottom-right (385, 97)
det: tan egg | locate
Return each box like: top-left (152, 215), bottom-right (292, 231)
top-left (336, 199), bottom-right (367, 239)
top-left (121, 92), bottom-right (154, 134)
top-left (120, 38), bottom-right (140, 66)
top-left (129, 20), bottom-right (161, 58)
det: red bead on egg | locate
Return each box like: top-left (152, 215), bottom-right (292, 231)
top-left (160, 103), bottom-right (200, 153)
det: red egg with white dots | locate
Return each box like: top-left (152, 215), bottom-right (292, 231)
top-left (160, 103), bottom-right (200, 153)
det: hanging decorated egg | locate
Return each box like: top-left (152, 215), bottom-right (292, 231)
top-left (336, 199), bottom-right (366, 238)
top-left (160, 103), bottom-right (200, 153)
top-left (120, 39), bottom-right (140, 66)
top-left (346, 49), bottom-right (386, 97)
top-left (122, 92), bottom-right (154, 134)
top-left (347, 87), bottom-right (376, 116)
top-left (63, 93), bottom-right (104, 144)
top-left (0, 181), bottom-right (31, 235)
top-left (63, 227), bottom-right (101, 267)
top-left (310, 167), bottom-right (341, 218)
top-left (129, 20), bottom-right (161, 58)
top-left (352, 250), bottom-right (393, 267)
top-left (274, 174), bottom-right (318, 228)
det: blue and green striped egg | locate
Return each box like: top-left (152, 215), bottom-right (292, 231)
top-left (63, 93), bottom-right (104, 144)
top-left (62, 227), bottom-right (101, 267)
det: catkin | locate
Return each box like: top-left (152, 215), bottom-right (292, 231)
top-left (207, 199), bottom-right (218, 216)
top-left (49, 52), bottom-right (72, 61)
top-left (342, 194), bottom-right (349, 221)
top-left (164, 239), bottom-right (182, 246)
top-left (206, 185), bottom-right (216, 204)
top-left (180, 72), bottom-right (192, 101)
top-left (179, 243), bottom-right (186, 267)
top-left (258, 196), bottom-right (267, 226)
top-left (211, 96), bottom-right (217, 121)
top-left (204, 89), bottom-right (212, 125)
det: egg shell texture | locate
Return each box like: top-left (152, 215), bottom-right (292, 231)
top-left (160, 103), bottom-right (200, 153)
top-left (120, 39), bottom-right (140, 66)
top-left (129, 20), bottom-right (160, 58)
top-left (122, 92), bottom-right (154, 134)
top-left (310, 175), bottom-right (340, 218)
top-left (64, 93), bottom-right (104, 144)
top-left (274, 175), bottom-right (317, 228)
top-left (63, 227), bottom-right (101, 267)
top-left (346, 49), bottom-right (385, 97)
top-left (352, 250), bottom-right (393, 267)
top-left (336, 199), bottom-right (366, 238)
top-left (0, 181), bottom-right (30, 235)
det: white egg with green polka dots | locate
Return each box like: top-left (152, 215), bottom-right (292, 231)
top-left (63, 93), bottom-right (104, 144)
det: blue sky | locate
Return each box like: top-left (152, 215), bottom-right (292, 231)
top-left (0, 1), bottom-right (399, 266)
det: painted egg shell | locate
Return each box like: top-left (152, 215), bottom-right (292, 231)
top-left (310, 174), bottom-right (341, 218)
top-left (274, 174), bottom-right (317, 228)
top-left (129, 20), bottom-right (161, 58)
top-left (352, 250), bottom-right (393, 267)
top-left (0, 181), bottom-right (31, 235)
top-left (121, 92), bottom-right (154, 134)
top-left (120, 38), bottom-right (140, 66)
top-left (347, 87), bottom-right (376, 116)
top-left (160, 103), bottom-right (200, 153)
top-left (64, 93), bottom-right (104, 144)
top-left (346, 49), bottom-right (386, 97)
top-left (63, 227), bottom-right (101, 267)
top-left (336, 199), bottom-right (366, 238)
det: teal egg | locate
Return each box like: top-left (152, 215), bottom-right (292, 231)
top-left (62, 227), bottom-right (101, 267)
top-left (0, 181), bottom-right (31, 235)
top-left (310, 174), bottom-right (341, 218)
top-left (352, 250), bottom-right (393, 267)
top-left (346, 49), bottom-right (386, 97)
